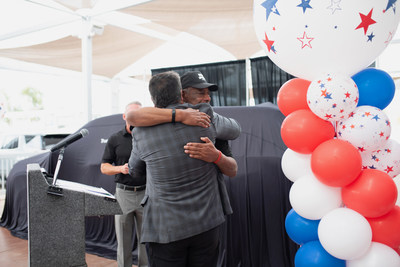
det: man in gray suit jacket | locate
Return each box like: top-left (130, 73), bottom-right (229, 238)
top-left (128, 71), bottom-right (240, 267)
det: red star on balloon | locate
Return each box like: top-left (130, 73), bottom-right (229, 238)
top-left (355, 9), bottom-right (376, 35)
top-left (263, 32), bottom-right (275, 53)
top-left (385, 166), bottom-right (394, 173)
top-left (297, 31), bottom-right (314, 49)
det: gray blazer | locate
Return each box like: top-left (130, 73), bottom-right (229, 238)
top-left (129, 103), bottom-right (240, 243)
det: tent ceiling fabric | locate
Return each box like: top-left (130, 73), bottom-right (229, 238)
top-left (122, 0), bottom-right (261, 60)
top-left (0, 26), bottom-right (165, 77)
top-left (0, 0), bottom-right (262, 78)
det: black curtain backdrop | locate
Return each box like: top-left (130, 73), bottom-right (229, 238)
top-left (152, 57), bottom-right (294, 107)
top-left (0, 103), bottom-right (298, 267)
top-left (152, 60), bottom-right (247, 107)
top-left (250, 56), bottom-right (294, 105)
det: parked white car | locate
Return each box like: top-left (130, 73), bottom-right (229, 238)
top-left (0, 133), bottom-right (69, 183)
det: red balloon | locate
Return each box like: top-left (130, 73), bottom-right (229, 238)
top-left (311, 139), bottom-right (362, 187)
top-left (368, 206), bottom-right (400, 251)
top-left (280, 109), bottom-right (335, 154)
top-left (342, 169), bottom-right (398, 218)
top-left (277, 78), bottom-right (311, 116)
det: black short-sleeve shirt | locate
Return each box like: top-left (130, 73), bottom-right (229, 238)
top-left (215, 139), bottom-right (232, 158)
top-left (101, 126), bottom-right (146, 186)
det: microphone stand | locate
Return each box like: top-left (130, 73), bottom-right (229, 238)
top-left (47, 147), bottom-right (65, 196)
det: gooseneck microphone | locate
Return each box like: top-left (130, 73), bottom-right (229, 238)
top-left (50, 129), bottom-right (89, 152)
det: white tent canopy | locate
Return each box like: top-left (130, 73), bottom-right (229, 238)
top-left (0, 0), bottom-right (399, 123)
top-left (0, 0), bottom-right (262, 78)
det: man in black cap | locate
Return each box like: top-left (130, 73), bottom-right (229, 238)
top-left (180, 70), bottom-right (217, 104)
top-left (126, 70), bottom-right (238, 209)
top-left (128, 71), bottom-right (240, 267)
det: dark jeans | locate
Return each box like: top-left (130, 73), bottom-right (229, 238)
top-left (146, 226), bottom-right (220, 267)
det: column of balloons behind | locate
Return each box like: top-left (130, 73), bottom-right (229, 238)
top-left (253, 1), bottom-right (400, 266)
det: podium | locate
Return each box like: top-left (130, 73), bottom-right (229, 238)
top-left (27, 163), bottom-right (122, 267)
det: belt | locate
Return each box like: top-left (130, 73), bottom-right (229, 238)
top-left (116, 183), bottom-right (146, 192)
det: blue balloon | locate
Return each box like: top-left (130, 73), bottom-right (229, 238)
top-left (352, 67), bottom-right (395, 110)
top-left (285, 209), bottom-right (320, 245)
top-left (295, 241), bottom-right (345, 267)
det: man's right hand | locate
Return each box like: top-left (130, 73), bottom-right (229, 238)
top-left (178, 108), bottom-right (210, 128)
top-left (184, 137), bottom-right (219, 162)
top-left (120, 163), bottom-right (130, 175)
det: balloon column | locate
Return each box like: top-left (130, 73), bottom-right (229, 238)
top-left (254, 1), bottom-right (400, 266)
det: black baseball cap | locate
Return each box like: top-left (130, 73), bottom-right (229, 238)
top-left (180, 71), bottom-right (218, 91)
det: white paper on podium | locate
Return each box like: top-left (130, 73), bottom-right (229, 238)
top-left (55, 179), bottom-right (115, 200)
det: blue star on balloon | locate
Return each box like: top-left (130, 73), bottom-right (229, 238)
top-left (297, 0), bottom-right (312, 14)
top-left (371, 155), bottom-right (377, 160)
top-left (262, 0), bottom-right (280, 21)
top-left (385, 0), bottom-right (397, 14)
top-left (367, 32), bottom-right (375, 42)
top-left (369, 165), bottom-right (377, 169)
top-left (372, 115), bottom-right (380, 121)
top-left (324, 93), bottom-right (332, 100)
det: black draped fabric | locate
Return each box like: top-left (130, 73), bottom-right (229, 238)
top-left (152, 60), bottom-right (246, 106)
top-left (214, 103), bottom-right (298, 267)
top-left (0, 103), bottom-right (298, 266)
top-left (250, 56), bottom-right (294, 105)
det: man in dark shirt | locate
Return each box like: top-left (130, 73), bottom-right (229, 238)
top-left (101, 101), bottom-right (148, 267)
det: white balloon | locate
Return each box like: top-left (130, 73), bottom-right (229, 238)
top-left (307, 73), bottom-right (359, 121)
top-left (318, 208), bottom-right (372, 260)
top-left (281, 148), bottom-right (312, 182)
top-left (337, 106), bottom-right (391, 152)
top-left (360, 139), bottom-right (400, 178)
top-left (253, 0), bottom-right (400, 80)
top-left (347, 242), bottom-right (400, 267)
top-left (289, 174), bottom-right (342, 220)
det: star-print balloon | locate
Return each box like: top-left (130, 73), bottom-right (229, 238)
top-left (360, 138), bottom-right (400, 178)
top-left (337, 105), bottom-right (391, 152)
top-left (307, 73), bottom-right (359, 121)
top-left (253, 0), bottom-right (400, 80)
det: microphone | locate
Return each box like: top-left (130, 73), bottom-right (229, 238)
top-left (50, 129), bottom-right (89, 152)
